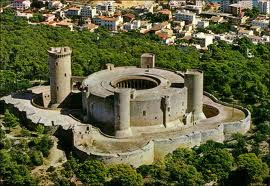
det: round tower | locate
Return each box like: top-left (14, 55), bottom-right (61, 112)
top-left (114, 88), bottom-right (133, 138)
top-left (48, 47), bottom-right (72, 108)
top-left (184, 69), bottom-right (206, 122)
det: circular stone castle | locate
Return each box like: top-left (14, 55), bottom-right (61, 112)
top-left (0, 47), bottom-right (251, 167)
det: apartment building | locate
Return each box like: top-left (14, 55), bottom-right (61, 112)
top-left (175, 10), bottom-right (197, 25)
top-left (81, 5), bottom-right (97, 18)
top-left (258, 0), bottom-right (270, 14)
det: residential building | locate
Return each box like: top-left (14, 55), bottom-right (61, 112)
top-left (43, 14), bottom-right (55, 22)
top-left (238, 29), bottom-right (254, 36)
top-left (158, 9), bottom-right (172, 19)
top-left (93, 16), bottom-right (123, 31)
top-left (16, 11), bottom-right (33, 19)
top-left (229, 3), bottom-right (245, 17)
top-left (56, 19), bottom-right (73, 31)
top-left (12, 0), bottom-right (31, 10)
top-left (210, 16), bottom-right (223, 23)
top-left (175, 10), bottom-right (197, 25)
top-left (221, 0), bottom-right (252, 13)
top-left (65, 7), bottom-right (81, 17)
top-left (151, 22), bottom-right (171, 32)
top-left (251, 19), bottom-right (269, 29)
top-left (197, 20), bottom-right (209, 28)
top-left (193, 32), bottom-right (214, 48)
top-left (86, 23), bottom-right (99, 32)
top-left (258, 0), bottom-right (270, 14)
top-left (207, 3), bottom-right (220, 11)
top-left (155, 30), bottom-right (176, 44)
top-left (169, 0), bottom-right (186, 9)
top-left (96, 1), bottom-right (115, 12)
top-left (81, 5), bottom-right (97, 18)
top-left (184, 5), bottom-right (202, 14)
top-left (123, 13), bottom-right (135, 22)
top-left (123, 20), bottom-right (141, 31)
top-left (48, 1), bottom-right (63, 9)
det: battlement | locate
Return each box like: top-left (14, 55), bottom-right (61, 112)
top-left (48, 47), bottom-right (72, 57)
top-left (185, 69), bottom-right (203, 75)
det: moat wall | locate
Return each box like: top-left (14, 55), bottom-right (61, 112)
top-left (0, 92), bottom-right (251, 168)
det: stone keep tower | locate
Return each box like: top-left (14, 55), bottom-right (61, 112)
top-left (48, 47), bottom-right (72, 107)
top-left (140, 53), bottom-right (155, 68)
top-left (184, 69), bottom-right (206, 122)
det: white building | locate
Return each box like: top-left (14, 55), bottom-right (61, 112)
top-left (48, 1), bottom-right (63, 9)
top-left (123, 20), bottom-right (141, 31)
top-left (16, 11), bottom-right (33, 19)
top-left (169, 0), bottom-right (186, 8)
top-left (81, 5), bottom-right (97, 18)
top-left (12, 0), bottom-right (31, 10)
top-left (251, 19), bottom-right (269, 29)
top-left (96, 1), bottom-right (115, 13)
top-left (93, 16), bottom-right (123, 31)
top-left (184, 5), bottom-right (202, 14)
top-left (65, 7), bottom-right (81, 17)
top-left (221, 0), bottom-right (252, 13)
top-left (175, 10), bottom-right (197, 25)
top-left (193, 32), bottom-right (214, 48)
top-left (197, 20), bottom-right (209, 28)
top-left (258, 0), bottom-right (270, 14)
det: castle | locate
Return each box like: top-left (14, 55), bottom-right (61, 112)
top-left (0, 47), bottom-right (251, 167)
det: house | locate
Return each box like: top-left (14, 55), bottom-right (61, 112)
top-left (207, 3), bottom-right (220, 11)
top-left (81, 5), bottom-right (97, 18)
top-left (251, 19), bottom-right (269, 30)
top-left (139, 21), bottom-right (152, 34)
top-left (86, 23), bottom-right (99, 32)
top-left (184, 24), bottom-right (193, 32)
top-left (12, 0), bottom-right (31, 10)
top-left (229, 3), bottom-right (245, 17)
top-left (43, 14), bottom-right (55, 22)
top-left (123, 13), bottom-right (135, 22)
top-left (169, 0), bottom-right (186, 9)
top-left (16, 11), bottom-right (33, 19)
top-left (65, 7), bottom-right (81, 17)
top-left (133, 4), bottom-right (154, 15)
top-left (56, 19), bottom-right (73, 31)
top-left (93, 16), bottom-right (123, 31)
top-left (238, 29), bottom-right (253, 36)
top-left (48, 1), bottom-right (62, 9)
top-left (155, 30), bottom-right (176, 45)
top-left (193, 32), bottom-right (214, 48)
top-left (96, 1), bottom-right (115, 13)
top-left (123, 20), bottom-right (141, 31)
top-left (175, 10), bottom-right (197, 25)
top-left (151, 21), bottom-right (171, 32)
top-left (210, 16), bottom-right (223, 23)
top-left (197, 20), bottom-right (209, 29)
top-left (158, 9), bottom-right (172, 19)
top-left (184, 5), bottom-right (202, 14)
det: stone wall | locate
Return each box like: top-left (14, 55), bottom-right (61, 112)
top-left (72, 126), bottom-right (155, 168)
top-left (203, 91), bottom-right (251, 139)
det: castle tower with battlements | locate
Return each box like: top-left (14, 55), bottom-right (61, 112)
top-left (48, 47), bottom-right (72, 108)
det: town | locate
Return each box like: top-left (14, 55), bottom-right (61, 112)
top-left (4, 0), bottom-right (270, 50)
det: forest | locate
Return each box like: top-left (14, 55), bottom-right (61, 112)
top-left (0, 9), bottom-right (269, 185)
